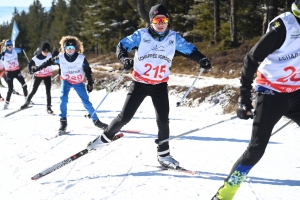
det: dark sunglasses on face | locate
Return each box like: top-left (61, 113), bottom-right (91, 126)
top-left (65, 46), bottom-right (75, 50)
top-left (6, 45), bottom-right (13, 48)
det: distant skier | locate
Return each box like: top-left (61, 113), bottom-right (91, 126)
top-left (86, 4), bottom-right (211, 169)
top-left (0, 39), bottom-right (28, 109)
top-left (20, 42), bottom-right (54, 113)
top-left (211, 1), bottom-right (300, 200)
top-left (33, 36), bottom-right (107, 134)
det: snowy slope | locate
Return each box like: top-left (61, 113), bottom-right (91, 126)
top-left (0, 75), bottom-right (299, 200)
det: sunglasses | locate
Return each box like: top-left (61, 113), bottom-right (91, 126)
top-left (6, 45), bottom-right (13, 48)
top-left (65, 46), bottom-right (75, 50)
top-left (151, 17), bottom-right (169, 24)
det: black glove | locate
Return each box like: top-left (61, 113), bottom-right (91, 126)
top-left (236, 88), bottom-right (253, 120)
top-left (38, 59), bottom-right (53, 71)
top-left (28, 70), bottom-right (34, 75)
top-left (86, 80), bottom-right (94, 93)
top-left (122, 58), bottom-right (134, 70)
top-left (32, 66), bottom-right (39, 73)
top-left (20, 44), bottom-right (24, 50)
top-left (199, 58), bottom-right (211, 70)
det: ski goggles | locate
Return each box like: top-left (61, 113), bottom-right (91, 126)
top-left (151, 17), bottom-right (169, 24)
top-left (65, 45), bottom-right (75, 50)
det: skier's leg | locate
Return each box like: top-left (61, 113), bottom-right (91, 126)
top-left (214, 93), bottom-right (288, 199)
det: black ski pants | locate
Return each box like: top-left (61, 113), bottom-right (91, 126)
top-left (225, 89), bottom-right (300, 181)
top-left (105, 81), bottom-right (170, 154)
top-left (6, 70), bottom-right (28, 102)
top-left (26, 76), bottom-right (52, 106)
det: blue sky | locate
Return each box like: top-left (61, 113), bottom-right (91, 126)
top-left (1, 0), bottom-right (52, 7)
top-left (0, 0), bottom-right (51, 24)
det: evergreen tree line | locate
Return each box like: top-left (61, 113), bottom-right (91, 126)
top-left (0, 0), bottom-right (295, 65)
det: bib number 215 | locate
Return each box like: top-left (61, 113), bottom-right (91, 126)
top-left (144, 63), bottom-right (166, 79)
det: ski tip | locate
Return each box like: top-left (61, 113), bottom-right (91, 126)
top-left (31, 174), bottom-right (40, 180)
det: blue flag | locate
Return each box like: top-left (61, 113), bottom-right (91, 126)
top-left (11, 20), bottom-right (20, 42)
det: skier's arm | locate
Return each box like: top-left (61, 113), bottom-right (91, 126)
top-left (83, 58), bottom-right (93, 83)
top-left (241, 18), bottom-right (286, 91)
top-left (174, 33), bottom-right (211, 69)
top-left (27, 60), bottom-right (36, 74)
top-left (116, 30), bottom-right (141, 62)
top-left (174, 33), bottom-right (207, 63)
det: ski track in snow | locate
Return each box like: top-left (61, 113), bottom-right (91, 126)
top-left (0, 77), bottom-right (300, 200)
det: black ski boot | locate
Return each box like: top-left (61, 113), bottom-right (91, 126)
top-left (58, 118), bottom-right (67, 135)
top-left (20, 101), bottom-right (30, 110)
top-left (47, 106), bottom-right (53, 114)
top-left (93, 118), bottom-right (108, 130)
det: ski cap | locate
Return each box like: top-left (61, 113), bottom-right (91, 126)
top-left (64, 39), bottom-right (76, 47)
top-left (5, 40), bottom-right (13, 46)
top-left (41, 42), bottom-right (50, 52)
top-left (149, 4), bottom-right (169, 19)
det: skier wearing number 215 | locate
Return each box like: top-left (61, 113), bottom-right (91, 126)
top-left (87, 4), bottom-right (211, 169)
top-left (33, 36), bottom-right (108, 135)
top-left (212, 1), bottom-right (300, 200)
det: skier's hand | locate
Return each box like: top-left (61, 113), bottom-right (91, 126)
top-left (20, 44), bottom-right (25, 50)
top-left (86, 80), bottom-right (94, 93)
top-left (32, 66), bottom-right (39, 73)
top-left (122, 58), bottom-right (133, 70)
top-left (199, 58), bottom-right (211, 70)
top-left (236, 88), bottom-right (253, 120)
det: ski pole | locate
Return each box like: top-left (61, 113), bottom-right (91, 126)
top-left (22, 49), bottom-right (30, 62)
top-left (271, 119), bottom-right (293, 136)
top-left (85, 69), bottom-right (127, 118)
top-left (158, 117), bottom-right (293, 145)
top-left (157, 115), bottom-right (238, 145)
top-left (27, 74), bottom-right (35, 94)
top-left (51, 74), bottom-right (59, 81)
top-left (176, 68), bottom-right (205, 107)
top-left (15, 74), bottom-right (34, 92)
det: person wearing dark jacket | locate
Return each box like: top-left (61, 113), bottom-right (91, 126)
top-left (211, 1), bottom-right (300, 200)
top-left (20, 42), bottom-right (54, 113)
top-left (33, 36), bottom-right (107, 134)
top-left (86, 4), bottom-right (211, 169)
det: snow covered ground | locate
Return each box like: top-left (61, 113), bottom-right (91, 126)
top-left (0, 75), bottom-right (299, 200)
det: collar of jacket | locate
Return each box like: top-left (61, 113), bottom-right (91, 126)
top-left (148, 26), bottom-right (169, 41)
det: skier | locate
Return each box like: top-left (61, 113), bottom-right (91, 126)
top-left (0, 40), bottom-right (28, 109)
top-left (33, 36), bottom-right (108, 134)
top-left (211, 1), bottom-right (300, 200)
top-left (86, 4), bottom-right (211, 169)
top-left (20, 42), bottom-right (54, 113)
top-left (0, 57), bottom-right (5, 100)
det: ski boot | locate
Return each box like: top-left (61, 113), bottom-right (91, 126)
top-left (13, 89), bottom-right (21, 95)
top-left (157, 155), bottom-right (180, 169)
top-left (87, 134), bottom-right (111, 151)
top-left (58, 118), bottom-right (67, 135)
top-left (93, 118), bottom-right (108, 130)
top-left (211, 183), bottom-right (240, 200)
top-left (87, 133), bottom-right (123, 151)
top-left (20, 101), bottom-right (30, 110)
top-left (3, 101), bottom-right (9, 109)
top-left (47, 106), bottom-right (53, 114)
